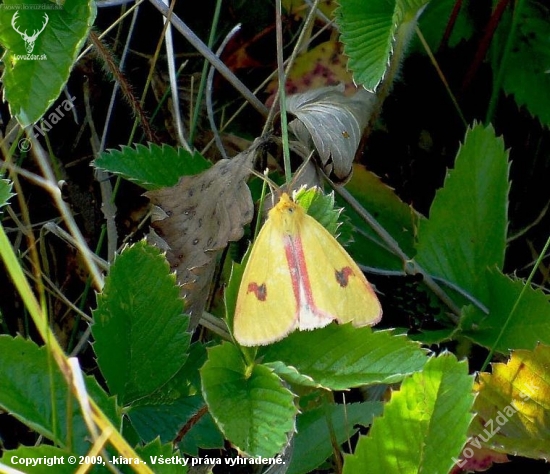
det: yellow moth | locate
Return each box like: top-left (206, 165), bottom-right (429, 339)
top-left (233, 192), bottom-right (382, 346)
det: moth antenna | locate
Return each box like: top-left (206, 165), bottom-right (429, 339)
top-left (249, 168), bottom-right (279, 192)
top-left (290, 150), bottom-right (315, 185)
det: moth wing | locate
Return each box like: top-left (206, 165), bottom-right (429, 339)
top-left (300, 214), bottom-right (382, 326)
top-left (233, 220), bottom-right (298, 346)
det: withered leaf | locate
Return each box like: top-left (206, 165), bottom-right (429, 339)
top-left (287, 84), bottom-right (374, 183)
top-left (146, 143), bottom-right (259, 327)
top-left (470, 343), bottom-right (550, 461)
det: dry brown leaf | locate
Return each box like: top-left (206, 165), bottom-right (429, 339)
top-left (146, 143), bottom-right (259, 327)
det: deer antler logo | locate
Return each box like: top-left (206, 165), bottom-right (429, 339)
top-left (11, 11), bottom-right (49, 54)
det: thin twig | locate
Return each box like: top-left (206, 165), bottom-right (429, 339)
top-left (275, 0), bottom-right (292, 184)
top-left (189, 0), bottom-right (224, 144)
top-left (83, 81), bottom-right (119, 262)
top-left (43, 222), bottom-right (109, 272)
top-left (199, 5), bottom-right (333, 157)
top-left (149, 0), bottom-right (269, 117)
top-left (78, 0), bottom-right (147, 61)
top-left (89, 30), bottom-right (156, 143)
top-left (206, 24), bottom-right (242, 160)
top-left (262, 0), bottom-right (323, 136)
top-left (335, 186), bottom-right (462, 321)
top-left (507, 199), bottom-right (550, 243)
top-left (24, 138), bottom-right (105, 291)
top-left (481, 234), bottom-right (550, 370)
top-left (162, 0), bottom-right (190, 149)
top-left (416, 25), bottom-right (467, 127)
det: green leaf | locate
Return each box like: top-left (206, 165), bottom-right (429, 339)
top-left (94, 144), bottom-right (211, 190)
top-left (0, 336), bottom-right (119, 454)
top-left (200, 342), bottom-right (297, 457)
top-left (261, 325), bottom-right (427, 390)
top-left (136, 439), bottom-right (187, 474)
top-left (264, 361), bottom-right (321, 388)
top-left (120, 352), bottom-right (220, 457)
top-left (500, 1), bottom-right (550, 126)
top-left (344, 165), bottom-right (420, 272)
top-left (0, 0), bottom-right (96, 127)
top-left (131, 341), bottom-right (208, 407)
top-left (166, 341), bottom-right (208, 400)
top-left (92, 241), bottom-right (190, 405)
top-left (0, 178), bottom-right (15, 209)
top-left (413, 0), bottom-right (475, 51)
top-left (336, 0), bottom-right (429, 91)
top-left (343, 354), bottom-right (475, 474)
top-left (128, 394), bottom-right (224, 456)
top-left (415, 123), bottom-right (510, 305)
top-left (295, 187), bottom-right (350, 242)
top-left (461, 269), bottom-right (550, 352)
top-left (0, 446), bottom-right (84, 474)
top-left (409, 327), bottom-right (457, 345)
top-left (287, 402), bottom-right (383, 474)
top-left (178, 407), bottom-right (225, 456)
top-left (128, 395), bottom-right (202, 444)
top-left (337, 0), bottom-right (395, 91)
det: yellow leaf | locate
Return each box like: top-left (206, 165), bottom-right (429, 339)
top-left (469, 344), bottom-right (550, 461)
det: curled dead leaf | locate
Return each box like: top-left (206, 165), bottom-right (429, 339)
top-left (146, 143), bottom-right (260, 327)
top-left (287, 84), bottom-right (375, 183)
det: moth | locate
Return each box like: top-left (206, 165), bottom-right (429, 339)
top-left (233, 192), bottom-right (382, 346)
